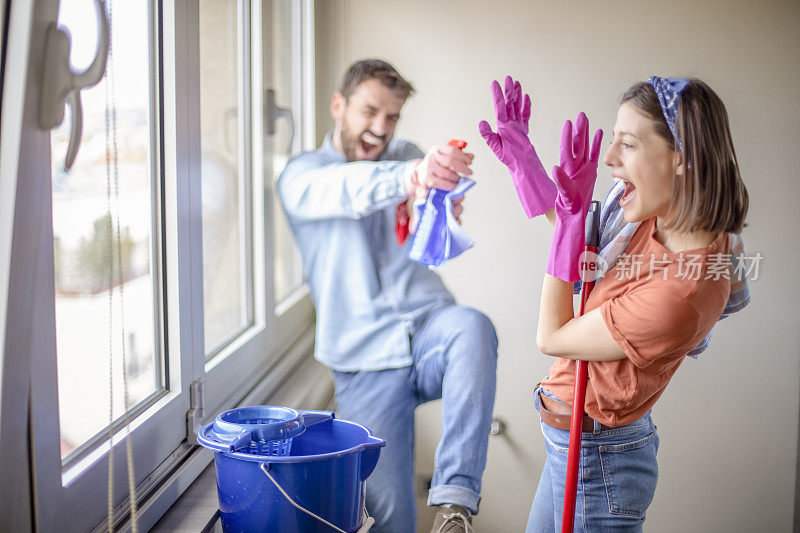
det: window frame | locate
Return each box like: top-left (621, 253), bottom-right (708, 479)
top-left (0, 0), bottom-right (37, 528)
top-left (199, 0), bottom-right (315, 424)
top-left (27, 1), bottom-right (191, 529)
top-left (1, 0), bottom-right (317, 530)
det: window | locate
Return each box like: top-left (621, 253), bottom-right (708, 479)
top-left (199, 0), bottom-right (254, 357)
top-left (2, 0), bottom-right (316, 529)
top-left (267, 0), bottom-right (308, 308)
top-left (52, 0), bottom-right (163, 463)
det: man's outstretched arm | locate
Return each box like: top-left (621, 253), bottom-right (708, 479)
top-left (279, 157), bottom-right (416, 221)
top-left (278, 143), bottom-right (472, 222)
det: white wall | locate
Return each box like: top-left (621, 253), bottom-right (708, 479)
top-left (315, 1), bottom-right (800, 531)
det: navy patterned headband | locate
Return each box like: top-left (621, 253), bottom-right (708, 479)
top-left (647, 76), bottom-right (690, 150)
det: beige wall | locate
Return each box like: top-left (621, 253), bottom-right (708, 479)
top-left (316, 1), bottom-right (800, 531)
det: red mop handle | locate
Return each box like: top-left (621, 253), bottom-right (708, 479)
top-left (562, 200), bottom-right (601, 533)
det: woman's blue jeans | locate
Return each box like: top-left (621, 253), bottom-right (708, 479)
top-left (527, 386), bottom-right (660, 533)
top-left (333, 305), bottom-right (498, 533)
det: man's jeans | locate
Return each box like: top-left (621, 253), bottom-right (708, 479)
top-left (527, 386), bottom-right (659, 533)
top-left (333, 305), bottom-right (498, 533)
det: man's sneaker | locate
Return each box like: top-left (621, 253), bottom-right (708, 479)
top-left (431, 504), bottom-right (474, 533)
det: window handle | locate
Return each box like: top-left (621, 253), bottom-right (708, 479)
top-left (39, 0), bottom-right (110, 172)
top-left (264, 88), bottom-right (294, 154)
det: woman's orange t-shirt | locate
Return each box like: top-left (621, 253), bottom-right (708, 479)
top-left (542, 217), bottom-right (731, 427)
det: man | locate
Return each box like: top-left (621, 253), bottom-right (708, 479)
top-left (278, 59), bottom-right (497, 533)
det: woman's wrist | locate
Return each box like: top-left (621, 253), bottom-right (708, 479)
top-left (546, 213), bottom-right (587, 282)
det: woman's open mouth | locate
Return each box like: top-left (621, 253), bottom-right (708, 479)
top-left (618, 179), bottom-right (638, 208)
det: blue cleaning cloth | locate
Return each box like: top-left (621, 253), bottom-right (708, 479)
top-left (408, 177), bottom-right (476, 267)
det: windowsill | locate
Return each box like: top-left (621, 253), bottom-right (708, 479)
top-left (151, 462), bottom-right (222, 532)
top-left (148, 339), bottom-right (333, 532)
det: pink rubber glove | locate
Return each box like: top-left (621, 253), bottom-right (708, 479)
top-left (479, 76), bottom-right (557, 218)
top-left (547, 112), bottom-right (603, 282)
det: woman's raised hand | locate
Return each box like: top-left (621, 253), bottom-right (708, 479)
top-left (547, 113), bottom-right (603, 282)
top-left (479, 76), bottom-right (557, 218)
top-left (479, 76), bottom-right (532, 161)
top-left (551, 112), bottom-right (604, 217)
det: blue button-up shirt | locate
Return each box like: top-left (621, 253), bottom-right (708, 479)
top-left (278, 134), bottom-right (455, 371)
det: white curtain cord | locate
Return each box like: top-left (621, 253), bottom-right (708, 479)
top-left (103, 0), bottom-right (138, 529)
top-left (103, 1), bottom-right (115, 526)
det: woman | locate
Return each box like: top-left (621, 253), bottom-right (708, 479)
top-left (480, 76), bottom-right (750, 531)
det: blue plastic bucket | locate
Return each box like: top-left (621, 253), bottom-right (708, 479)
top-left (198, 407), bottom-right (385, 533)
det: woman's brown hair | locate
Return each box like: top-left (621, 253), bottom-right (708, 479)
top-left (621, 79), bottom-right (749, 234)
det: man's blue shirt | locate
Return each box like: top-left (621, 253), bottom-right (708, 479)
top-left (278, 134), bottom-right (455, 371)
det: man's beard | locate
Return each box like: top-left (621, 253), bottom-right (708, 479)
top-left (340, 122), bottom-right (388, 162)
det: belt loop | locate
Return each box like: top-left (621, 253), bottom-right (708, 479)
top-left (593, 419), bottom-right (601, 435)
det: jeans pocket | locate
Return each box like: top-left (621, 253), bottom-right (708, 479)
top-left (598, 431), bottom-right (659, 518)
